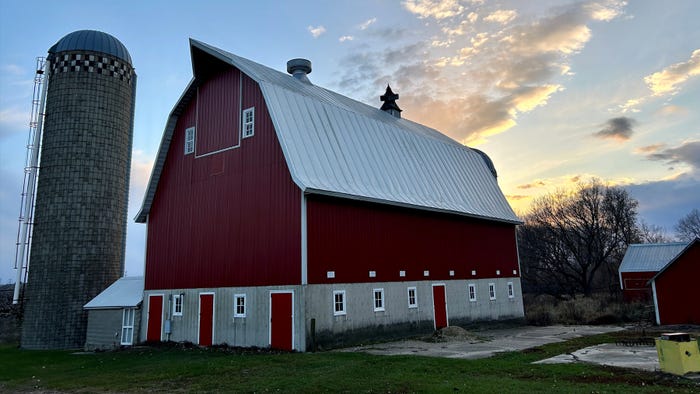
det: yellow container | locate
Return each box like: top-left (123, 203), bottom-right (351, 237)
top-left (655, 333), bottom-right (700, 376)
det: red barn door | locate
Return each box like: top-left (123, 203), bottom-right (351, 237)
top-left (270, 292), bottom-right (293, 350)
top-left (432, 285), bottom-right (448, 329)
top-left (199, 293), bottom-right (215, 346)
top-left (146, 294), bottom-right (163, 341)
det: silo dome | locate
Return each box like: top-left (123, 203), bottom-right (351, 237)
top-left (49, 30), bottom-right (132, 65)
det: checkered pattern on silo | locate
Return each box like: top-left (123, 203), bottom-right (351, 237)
top-left (20, 48), bottom-right (135, 349)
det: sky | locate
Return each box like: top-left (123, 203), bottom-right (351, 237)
top-left (0, 0), bottom-right (698, 283)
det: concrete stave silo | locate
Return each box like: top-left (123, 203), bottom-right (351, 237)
top-left (20, 30), bottom-right (136, 349)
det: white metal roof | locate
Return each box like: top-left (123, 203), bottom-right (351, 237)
top-left (83, 276), bottom-right (144, 309)
top-left (136, 39), bottom-right (521, 224)
top-left (618, 242), bottom-right (689, 273)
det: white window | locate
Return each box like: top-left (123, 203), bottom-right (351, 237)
top-left (333, 290), bottom-right (346, 316)
top-left (468, 284), bottom-right (477, 302)
top-left (373, 288), bottom-right (385, 312)
top-left (507, 282), bottom-right (515, 298)
top-left (423, 270), bottom-right (429, 277)
top-left (184, 127), bottom-right (195, 154)
top-left (121, 308), bottom-right (135, 345)
top-left (407, 287), bottom-right (417, 308)
top-left (327, 271), bottom-right (335, 279)
top-left (173, 294), bottom-right (183, 316)
top-left (369, 270), bottom-right (376, 278)
top-left (399, 270), bottom-right (406, 277)
top-left (242, 107), bottom-right (255, 138)
top-left (489, 283), bottom-right (496, 300)
top-left (234, 294), bottom-right (246, 317)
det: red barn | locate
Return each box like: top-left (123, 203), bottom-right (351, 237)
top-left (649, 239), bottom-right (700, 325)
top-left (618, 242), bottom-right (689, 302)
top-left (135, 39), bottom-right (524, 351)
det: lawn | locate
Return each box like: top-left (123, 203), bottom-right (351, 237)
top-left (0, 332), bottom-right (696, 393)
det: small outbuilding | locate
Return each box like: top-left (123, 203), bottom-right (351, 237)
top-left (648, 238), bottom-right (700, 325)
top-left (618, 242), bottom-right (688, 302)
top-left (83, 276), bottom-right (144, 350)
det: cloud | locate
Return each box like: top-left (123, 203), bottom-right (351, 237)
top-left (593, 117), bottom-right (636, 141)
top-left (634, 143), bottom-right (666, 154)
top-left (359, 17), bottom-right (377, 30)
top-left (1, 64), bottom-right (25, 76)
top-left (339, 35), bottom-right (354, 43)
top-left (0, 106), bottom-right (29, 138)
top-left (509, 84), bottom-right (561, 112)
top-left (307, 25), bottom-right (327, 38)
top-left (402, 0), bottom-right (465, 19)
top-left (584, 1), bottom-right (626, 21)
top-left (644, 49), bottom-right (700, 96)
top-left (332, 1), bottom-right (625, 145)
top-left (626, 173), bottom-right (700, 232)
top-left (517, 180), bottom-right (547, 189)
top-left (484, 10), bottom-right (517, 25)
top-left (619, 97), bottom-right (645, 113)
top-left (506, 11), bottom-right (591, 55)
top-left (644, 140), bottom-right (700, 170)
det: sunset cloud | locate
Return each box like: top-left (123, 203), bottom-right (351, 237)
top-left (484, 10), bottom-right (517, 25)
top-left (307, 25), bottom-right (326, 38)
top-left (593, 117), bottom-right (636, 141)
top-left (634, 143), bottom-right (666, 154)
top-left (644, 49), bottom-right (700, 96)
top-left (334, 1), bottom-right (626, 145)
top-left (402, 0), bottom-right (465, 19)
top-left (517, 180), bottom-right (547, 189)
top-left (644, 140), bottom-right (700, 170)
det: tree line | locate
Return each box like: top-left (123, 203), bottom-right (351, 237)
top-left (517, 179), bottom-right (699, 298)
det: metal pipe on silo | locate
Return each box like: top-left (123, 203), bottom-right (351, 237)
top-left (13, 58), bottom-right (50, 305)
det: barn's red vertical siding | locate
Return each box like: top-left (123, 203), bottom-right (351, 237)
top-left (145, 67), bottom-right (301, 290)
top-left (306, 195), bottom-right (519, 284)
top-left (655, 241), bottom-right (700, 325)
top-left (196, 68), bottom-right (240, 154)
top-left (620, 271), bottom-right (655, 302)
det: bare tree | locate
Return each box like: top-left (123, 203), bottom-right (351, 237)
top-left (675, 208), bottom-right (700, 241)
top-left (637, 219), bottom-right (672, 243)
top-left (518, 180), bottom-right (639, 297)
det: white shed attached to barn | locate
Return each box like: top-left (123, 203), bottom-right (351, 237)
top-left (83, 276), bottom-right (144, 350)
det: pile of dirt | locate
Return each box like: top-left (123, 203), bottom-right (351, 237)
top-left (428, 326), bottom-right (483, 343)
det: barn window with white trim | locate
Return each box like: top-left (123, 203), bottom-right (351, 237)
top-left (242, 107), bottom-right (255, 138)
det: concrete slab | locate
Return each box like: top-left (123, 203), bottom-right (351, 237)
top-left (536, 343), bottom-right (659, 372)
top-left (344, 325), bottom-right (624, 359)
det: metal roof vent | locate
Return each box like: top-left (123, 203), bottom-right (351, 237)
top-left (287, 58), bottom-right (312, 84)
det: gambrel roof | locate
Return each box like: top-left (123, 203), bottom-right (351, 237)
top-left (618, 242), bottom-right (689, 273)
top-left (136, 39), bottom-right (521, 224)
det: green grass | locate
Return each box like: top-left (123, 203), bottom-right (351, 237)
top-left (0, 333), bottom-right (696, 393)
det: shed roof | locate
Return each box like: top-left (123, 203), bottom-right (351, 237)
top-left (135, 39), bottom-right (520, 224)
top-left (618, 242), bottom-right (689, 273)
top-left (83, 276), bottom-right (144, 309)
top-left (649, 238), bottom-right (699, 283)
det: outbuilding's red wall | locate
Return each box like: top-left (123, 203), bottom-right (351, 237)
top-left (145, 67), bottom-right (301, 290)
top-left (655, 242), bottom-right (700, 325)
top-left (620, 272), bottom-right (655, 302)
top-left (306, 195), bottom-right (519, 284)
